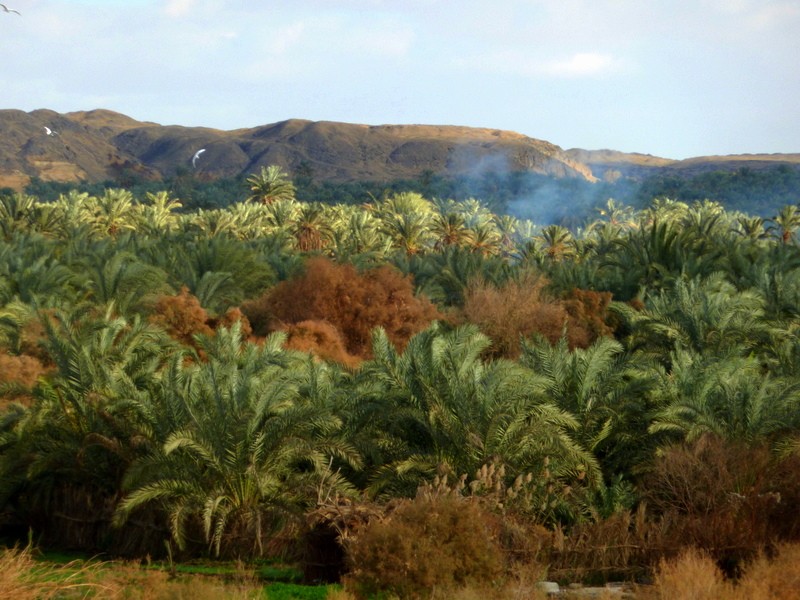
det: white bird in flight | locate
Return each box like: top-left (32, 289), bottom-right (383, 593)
top-left (192, 148), bottom-right (206, 168)
top-left (44, 126), bottom-right (58, 136)
top-left (1, 4), bottom-right (21, 15)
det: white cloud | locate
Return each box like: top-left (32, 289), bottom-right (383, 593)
top-left (457, 50), bottom-right (624, 79)
top-left (163, 0), bottom-right (196, 18)
top-left (542, 52), bottom-right (618, 77)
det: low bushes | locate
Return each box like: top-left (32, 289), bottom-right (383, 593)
top-left (343, 496), bottom-right (511, 599)
top-left (641, 434), bottom-right (800, 574)
top-left (644, 543), bottom-right (800, 600)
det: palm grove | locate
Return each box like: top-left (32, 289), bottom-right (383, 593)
top-left (2, 166), bottom-right (800, 586)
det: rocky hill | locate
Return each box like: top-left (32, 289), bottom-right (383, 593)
top-left (564, 148), bottom-right (800, 182)
top-left (1, 108), bottom-right (798, 192)
top-left (0, 109), bottom-right (594, 191)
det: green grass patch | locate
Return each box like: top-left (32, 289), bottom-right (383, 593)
top-left (138, 558), bottom-right (303, 582)
top-left (263, 581), bottom-right (339, 599)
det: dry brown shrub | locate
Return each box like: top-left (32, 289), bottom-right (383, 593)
top-left (734, 543), bottom-right (800, 600)
top-left (646, 547), bottom-right (732, 600)
top-left (343, 495), bottom-right (506, 599)
top-left (627, 297), bottom-right (646, 312)
top-left (561, 288), bottom-right (614, 343)
top-left (548, 504), bottom-right (667, 583)
top-left (242, 257), bottom-right (440, 359)
top-left (0, 351), bottom-right (47, 388)
top-left (325, 589), bottom-right (358, 600)
top-left (282, 320), bottom-right (361, 369)
top-left (150, 289), bottom-right (255, 353)
top-left (13, 310), bottom-right (54, 365)
top-left (150, 286), bottom-right (214, 346)
top-left (210, 307), bottom-right (253, 339)
top-left (637, 542), bottom-right (800, 600)
top-left (462, 275), bottom-right (596, 358)
top-left (330, 465), bottom-right (556, 598)
top-left (642, 435), bottom-right (800, 575)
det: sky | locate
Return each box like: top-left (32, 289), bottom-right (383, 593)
top-left (1, 0), bottom-right (798, 160)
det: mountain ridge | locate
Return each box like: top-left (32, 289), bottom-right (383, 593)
top-left (1, 108), bottom-right (798, 192)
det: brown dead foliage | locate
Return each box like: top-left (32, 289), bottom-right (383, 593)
top-left (562, 288), bottom-right (614, 343)
top-left (342, 496), bottom-right (507, 599)
top-left (242, 257), bottom-right (441, 359)
top-left (282, 320), bottom-right (361, 369)
top-left (0, 351), bottom-right (48, 388)
top-left (149, 287), bottom-right (253, 351)
top-left (209, 306), bottom-right (253, 339)
top-left (641, 434), bottom-right (800, 575)
top-left (150, 286), bottom-right (214, 346)
top-left (462, 275), bottom-right (611, 358)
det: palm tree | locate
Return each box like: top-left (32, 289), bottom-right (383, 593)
top-left (536, 224), bottom-right (576, 261)
top-left (226, 202), bottom-right (270, 240)
top-left (291, 203), bottom-right (333, 252)
top-left (493, 213), bottom-right (520, 257)
top-left (603, 219), bottom-right (688, 297)
top-left (0, 193), bottom-right (38, 239)
top-left (91, 188), bottom-right (137, 237)
top-left (520, 334), bottom-right (656, 479)
top-left (380, 210), bottom-right (433, 256)
top-left (115, 325), bottom-right (358, 556)
top-left (185, 208), bottom-right (237, 237)
top-left (642, 198), bottom-right (690, 226)
top-left (49, 190), bottom-right (97, 241)
top-left (430, 211), bottom-right (473, 251)
top-left (767, 204), bottom-right (800, 244)
top-left (468, 220), bottom-right (502, 256)
top-left (0, 238), bottom-right (80, 306)
top-left (137, 191), bottom-right (183, 234)
top-left (347, 323), bottom-right (599, 510)
top-left (401, 247), bottom-right (511, 307)
top-left (649, 350), bottom-right (800, 445)
top-left (263, 197), bottom-right (300, 230)
top-left (614, 273), bottom-right (774, 361)
top-left (79, 251), bottom-right (169, 314)
top-left (246, 165), bottom-right (296, 205)
top-left (327, 207), bottom-right (392, 262)
top-left (0, 308), bottom-right (172, 552)
top-left (595, 198), bottom-right (637, 229)
top-left (731, 214), bottom-right (767, 241)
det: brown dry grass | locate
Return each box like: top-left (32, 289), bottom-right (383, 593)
top-left (107, 567), bottom-right (262, 600)
top-left (643, 547), bottom-right (731, 600)
top-left (639, 542), bottom-right (800, 600)
top-left (733, 543), bottom-right (800, 600)
top-left (0, 545), bottom-right (118, 600)
top-left (0, 545), bottom-right (264, 600)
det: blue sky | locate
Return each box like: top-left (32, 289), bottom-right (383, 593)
top-left (2, 0), bottom-right (798, 159)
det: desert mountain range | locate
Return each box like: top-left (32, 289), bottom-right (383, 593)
top-left (1, 108), bottom-right (799, 192)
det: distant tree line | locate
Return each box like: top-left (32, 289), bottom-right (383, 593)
top-left (11, 163), bottom-right (798, 226)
